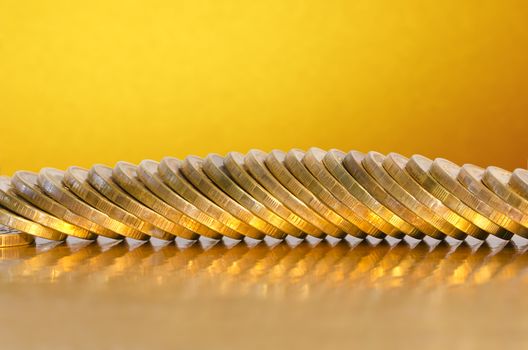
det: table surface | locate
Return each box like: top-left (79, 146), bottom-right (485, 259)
top-left (1, 235), bottom-right (527, 349)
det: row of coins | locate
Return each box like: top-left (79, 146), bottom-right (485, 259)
top-left (1, 148), bottom-right (528, 247)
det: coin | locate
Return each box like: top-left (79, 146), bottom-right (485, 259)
top-left (510, 169), bottom-right (528, 200)
top-left (363, 151), bottom-right (458, 240)
top-left (483, 166), bottom-right (528, 214)
top-left (114, 161), bottom-right (219, 240)
top-left (0, 207), bottom-right (64, 242)
top-left (223, 152), bottom-right (310, 238)
top-left (303, 148), bottom-right (392, 237)
top-left (180, 156), bottom-right (268, 240)
top-left (430, 158), bottom-right (514, 240)
top-left (0, 225), bottom-right (34, 247)
top-left (87, 165), bottom-right (179, 241)
top-left (0, 176), bottom-right (87, 240)
top-left (38, 168), bottom-right (124, 240)
top-left (458, 164), bottom-right (528, 237)
top-left (382, 152), bottom-right (474, 239)
top-left (342, 151), bottom-right (424, 239)
top-left (265, 150), bottom-right (352, 238)
top-left (322, 150), bottom-right (403, 239)
top-left (204, 154), bottom-right (297, 238)
top-left (11, 171), bottom-right (98, 240)
top-left (404, 155), bottom-right (489, 240)
top-left (343, 151), bottom-right (424, 239)
top-left (158, 157), bottom-right (245, 240)
top-left (137, 160), bottom-right (228, 239)
top-left (244, 150), bottom-right (328, 239)
top-left (283, 149), bottom-right (371, 239)
top-left (63, 166), bottom-right (155, 241)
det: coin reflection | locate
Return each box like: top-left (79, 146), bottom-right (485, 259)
top-left (1, 238), bottom-right (527, 299)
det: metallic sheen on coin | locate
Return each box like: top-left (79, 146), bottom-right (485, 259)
top-left (0, 225), bottom-right (34, 247)
top-left (38, 168), bottom-right (124, 240)
top-left (158, 157), bottom-right (245, 240)
top-left (137, 160), bottom-right (225, 239)
top-left (223, 152), bottom-right (309, 238)
top-left (405, 155), bottom-right (490, 240)
top-left (430, 158), bottom-right (513, 240)
top-left (88, 165), bottom-right (178, 241)
top-left (181, 156), bottom-right (269, 239)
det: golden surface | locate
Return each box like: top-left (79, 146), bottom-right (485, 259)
top-left (1, 236), bottom-right (528, 349)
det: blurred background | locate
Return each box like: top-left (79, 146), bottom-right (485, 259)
top-left (1, 0), bottom-right (527, 175)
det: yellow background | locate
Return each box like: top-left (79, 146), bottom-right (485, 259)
top-left (1, 0), bottom-right (527, 175)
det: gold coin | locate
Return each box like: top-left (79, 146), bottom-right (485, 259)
top-left (322, 150), bottom-right (404, 239)
top-left (382, 152), bottom-right (475, 239)
top-left (303, 148), bottom-right (393, 237)
top-left (284, 149), bottom-right (371, 239)
top-left (0, 207), bottom-right (64, 241)
top-left (265, 150), bottom-right (350, 238)
top-left (483, 166), bottom-right (528, 214)
top-left (0, 225), bottom-right (34, 247)
top-left (510, 168), bottom-right (528, 200)
top-left (63, 166), bottom-right (153, 241)
top-left (204, 154), bottom-right (297, 238)
top-left (430, 158), bottom-right (514, 240)
top-left (458, 164), bottom-right (528, 237)
top-left (38, 168), bottom-right (124, 240)
top-left (224, 151), bottom-right (316, 238)
top-left (264, 150), bottom-right (352, 238)
top-left (11, 171), bottom-right (98, 240)
top-left (342, 151), bottom-right (424, 239)
top-left (363, 151), bottom-right (456, 240)
top-left (87, 165), bottom-right (180, 241)
top-left (138, 160), bottom-right (229, 239)
top-left (404, 155), bottom-right (490, 240)
top-left (181, 156), bottom-right (269, 240)
top-left (244, 150), bottom-right (327, 239)
top-left (0, 176), bottom-right (88, 240)
top-left (158, 157), bottom-right (244, 240)
top-left (115, 161), bottom-right (220, 240)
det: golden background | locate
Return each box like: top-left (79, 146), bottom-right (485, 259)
top-left (1, 1), bottom-right (527, 174)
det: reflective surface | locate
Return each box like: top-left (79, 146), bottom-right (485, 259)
top-left (1, 236), bottom-right (528, 349)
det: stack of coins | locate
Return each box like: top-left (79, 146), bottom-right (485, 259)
top-left (1, 148), bottom-right (528, 247)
